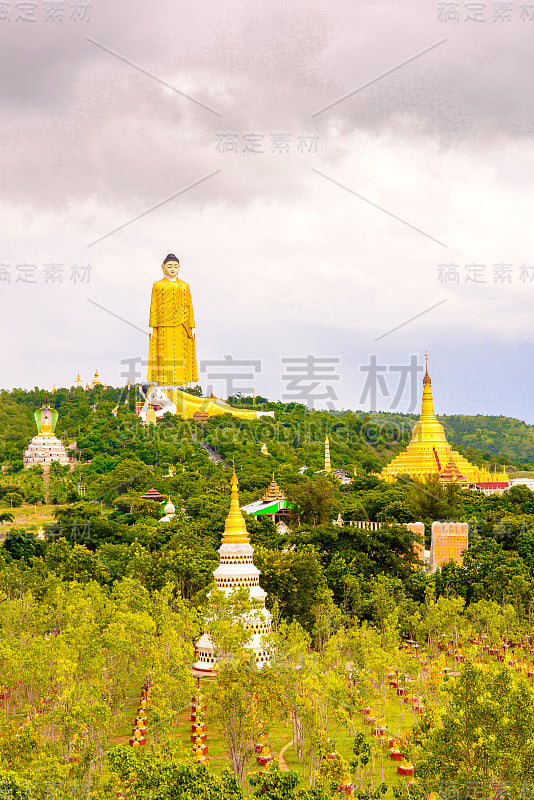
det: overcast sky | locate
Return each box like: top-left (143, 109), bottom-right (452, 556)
top-left (2, 0), bottom-right (534, 421)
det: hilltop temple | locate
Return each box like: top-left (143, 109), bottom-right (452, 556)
top-left (23, 401), bottom-right (70, 467)
top-left (381, 359), bottom-right (509, 493)
top-left (192, 469), bottom-right (271, 674)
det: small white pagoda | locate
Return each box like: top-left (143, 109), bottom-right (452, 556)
top-left (192, 469), bottom-right (271, 674)
top-left (23, 402), bottom-right (70, 467)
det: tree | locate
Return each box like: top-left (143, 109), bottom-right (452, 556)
top-left (462, 538), bottom-right (530, 605)
top-left (416, 663), bottom-right (534, 799)
top-left (249, 764), bottom-right (329, 799)
top-left (407, 475), bottom-right (457, 526)
top-left (255, 546), bottom-right (324, 630)
top-left (208, 654), bottom-right (284, 782)
top-left (288, 477), bottom-right (339, 526)
top-left (108, 746), bottom-right (244, 799)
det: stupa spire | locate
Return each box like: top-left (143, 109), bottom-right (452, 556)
top-left (221, 468), bottom-right (250, 545)
top-left (420, 353), bottom-right (437, 422)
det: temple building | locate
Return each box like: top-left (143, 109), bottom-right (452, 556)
top-left (91, 370), bottom-right (103, 388)
top-left (72, 374), bottom-right (84, 389)
top-left (241, 474), bottom-right (291, 526)
top-left (192, 470), bottom-right (272, 675)
top-left (380, 359), bottom-right (509, 493)
top-left (23, 401), bottom-right (70, 467)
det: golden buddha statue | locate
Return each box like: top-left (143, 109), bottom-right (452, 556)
top-left (140, 253), bottom-right (276, 421)
top-left (148, 253), bottom-right (198, 387)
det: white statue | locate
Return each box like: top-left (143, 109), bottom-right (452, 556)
top-left (138, 383), bottom-right (177, 421)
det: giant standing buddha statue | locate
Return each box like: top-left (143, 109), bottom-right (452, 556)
top-left (140, 253), bottom-right (273, 421)
top-left (148, 253), bottom-right (198, 388)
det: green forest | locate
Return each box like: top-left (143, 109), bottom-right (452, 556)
top-left (2, 386), bottom-right (534, 799)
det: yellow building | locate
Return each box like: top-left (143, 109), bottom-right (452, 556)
top-left (381, 359), bottom-right (508, 489)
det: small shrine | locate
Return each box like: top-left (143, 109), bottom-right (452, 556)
top-left (241, 474), bottom-right (291, 524)
top-left (140, 487), bottom-right (166, 503)
top-left (23, 401), bottom-right (70, 468)
top-left (159, 497), bottom-right (176, 522)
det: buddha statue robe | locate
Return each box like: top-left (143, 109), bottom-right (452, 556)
top-left (148, 277), bottom-right (198, 386)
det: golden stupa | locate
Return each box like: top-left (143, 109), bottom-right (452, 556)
top-left (381, 357), bottom-right (508, 486)
top-left (91, 370), bottom-right (103, 388)
top-left (222, 468), bottom-right (250, 545)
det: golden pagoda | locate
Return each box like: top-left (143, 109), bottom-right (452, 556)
top-left (381, 357), bottom-right (508, 487)
top-left (91, 370), bottom-right (103, 388)
top-left (72, 373), bottom-right (84, 389)
top-left (222, 468), bottom-right (251, 545)
top-left (261, 474), bottom-right (286, 503)
top-left (324, 436), bottom-right (332, 472)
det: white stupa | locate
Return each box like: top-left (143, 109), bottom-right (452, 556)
top-left (160, 498), bottom-right (176, 522)
top-left (192, 469), bottom-right (271, 674)
top-left (23, 402), bottom-right (70, 467)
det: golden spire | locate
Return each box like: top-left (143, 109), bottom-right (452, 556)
top-left (221, 468), bottom-right (250, 544)
top-left (423, 351), bottom-right (430, 384)
top-left (420, 354), bottom-right (437, 421)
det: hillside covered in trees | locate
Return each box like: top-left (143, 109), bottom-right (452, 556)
top-left (2, 386), bottom-right (534, 798)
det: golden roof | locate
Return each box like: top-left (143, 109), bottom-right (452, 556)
top-left (222, 469), bottom-right (250, 544)
top-left (261, 474), bottom-right (286, 502)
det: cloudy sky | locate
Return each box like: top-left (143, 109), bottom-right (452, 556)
top-left (2, 0), bottom-right (534, 421)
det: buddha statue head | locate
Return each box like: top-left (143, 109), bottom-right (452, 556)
top-left (162, 253), bottom-right (180, 281)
